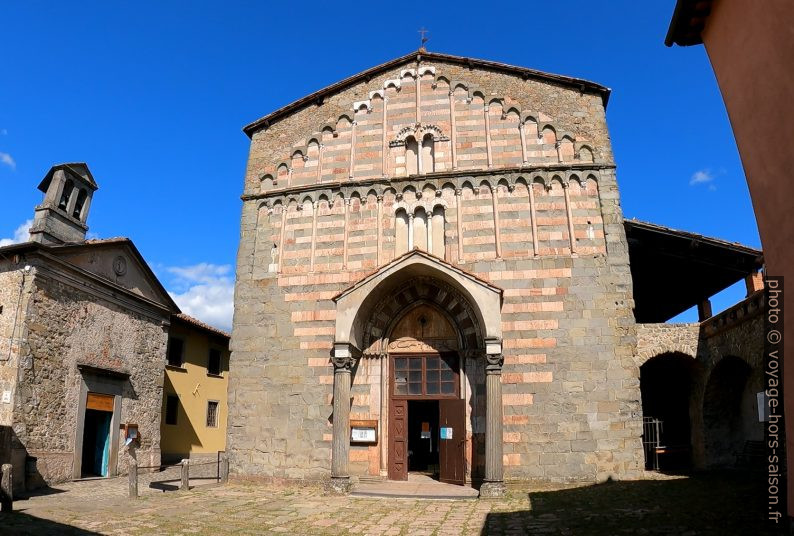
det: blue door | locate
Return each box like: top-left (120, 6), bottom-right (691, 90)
top-left (94, 411), bottom-right (112, 477)
top-left (82, 409), bottom-right (113, 477)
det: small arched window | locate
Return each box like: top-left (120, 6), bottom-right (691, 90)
top-left (405, 136), bottom-right (418, 176)
top-left (413, 208), bottom-right (428, 251)
top-left (395, 208), bottom-right (409, 255)
top-left (431, 206), bottom-right (445, 258)
top-left (421, 134), bottom-right (435, 173)
top-left (58, 179), bottom-right (75, 211)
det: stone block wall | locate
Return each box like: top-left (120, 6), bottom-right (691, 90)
top-left (12, 267), bottom-right (167, 485)
top-left (229, 56), bottom-right (644, 483)
top-left (0, 265), bottom-right (32, 428)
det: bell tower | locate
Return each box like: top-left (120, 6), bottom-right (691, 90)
top-left (29, 163), bottom-right (98, 245)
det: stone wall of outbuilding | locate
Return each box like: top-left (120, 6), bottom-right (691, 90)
top-left (11, 268), bottom-right (167, 487)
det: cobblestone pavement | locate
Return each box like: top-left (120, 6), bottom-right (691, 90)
top-left (0, 470), bottom-right (774, 535)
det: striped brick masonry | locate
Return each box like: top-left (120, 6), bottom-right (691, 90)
top-left (228, 51), bottom-right (644, 492)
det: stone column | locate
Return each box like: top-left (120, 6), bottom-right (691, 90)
top-left (480, 345), bottom-right (505, 498)
top-left (408, 212), bottom-right (415, 250)
top-left (342, 198), bottom-right (351, 269)
top-left (562, 180), bottom-right (577, 255)
top-left (330, 343), bottom-right (356, 493)
top-left (381, 97), bottom-right (389, 176)
top-left (449, 91), bottom-right (458, 169)
top-left (349, 121), bottom-right (357, 179)
top-left (417, 133), bottom-right (424, 175)
top-left (427, 206), bottom-right (433, 254)
top-left (455, 188), bottom-right (464, 263)
top-left (309, 201), bottom-right (318, 272)
top-left (519, 121), bottom-right (528, 164)
top-left (376, 195), bottom-right (384, 266)
top-left (316, 143), bottom-right (325, 183)
top-left (528, 181), bottom-right (539, 257)
top-left (415, 72), bottom-right (421, 124)
top-left (484, 105), bottom-right (493, 168)
top-left (490, 186), bottom-right (502, 259)
top-left (278, 201), bottom-right (287, 272)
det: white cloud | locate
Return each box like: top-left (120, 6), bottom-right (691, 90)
top-left (0, 152), bottom-right (16, 170)
top-left (164, 263), bottom-right (235, 332)
top-left (0, 219), bottom-right (32, 247)
top-left (689, 169), bottom-right (714, 186)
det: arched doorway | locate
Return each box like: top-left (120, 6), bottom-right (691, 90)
top-left (703, 356), bottom-right (758, 466)
top-left (639, 353), bottom-right (699, 471)
top-left (330, 250), bottom-right (505, 495)
top-left (386, 303), bottom-right (465, 484)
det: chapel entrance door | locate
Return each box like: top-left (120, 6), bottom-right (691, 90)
top-left (386, 303), bottom-right (465, 485)
top-left (439, 398), bottom-right (466, 485)
top-left (81, 392), bottom-right (114, 477)
top-left (387, 398), bottom-right (408, 481)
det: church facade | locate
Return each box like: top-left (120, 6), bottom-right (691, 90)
top-left (229, 51), bottom-right (646, 494)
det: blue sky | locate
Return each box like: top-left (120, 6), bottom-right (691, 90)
top-left (1, 1), bottom-right (759, 330)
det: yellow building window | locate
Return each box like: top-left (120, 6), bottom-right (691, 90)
top-left (208, 349), bottom-right (221, 376)
top-left (206, 400), bottom-right (219, 428)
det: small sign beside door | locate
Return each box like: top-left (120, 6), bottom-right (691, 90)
top-left (350, 419), bottom-right (378, 444)
top-left (440, 427), bottom-right (453, 440)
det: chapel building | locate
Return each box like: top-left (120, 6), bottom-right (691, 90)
top-left (228, 50), bottom-right (765, 495)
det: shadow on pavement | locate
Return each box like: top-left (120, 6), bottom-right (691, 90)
top-left (15, 485), bottom-right (68, 501)
top-left (149, 476), bottom-right (220, 492)
top-left (1, 510), bottom-right (102, 535)
top-left (481, 470), bottom-right (778, 536)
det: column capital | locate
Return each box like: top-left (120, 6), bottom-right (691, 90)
top-left (455, 188), bottom-right (462, 196)
top-left (485, 353), bottom-right (504, 374)
top-left (376, 194), bottom-right (384, 202)
top-left (332, 343), bottom-right (357, 371)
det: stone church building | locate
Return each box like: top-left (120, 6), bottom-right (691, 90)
top-left (228, 51), bottom-right (765, 495)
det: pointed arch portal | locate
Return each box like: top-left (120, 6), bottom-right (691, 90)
top-left (329, 250), bottom-right (506, 496)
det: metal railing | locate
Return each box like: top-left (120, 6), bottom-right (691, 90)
top-left (129, 453), bottom-right (229, 499)
top-left (642, 417), bottom-right (663, 471)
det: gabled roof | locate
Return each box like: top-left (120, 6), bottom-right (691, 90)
top-left (0, 237), bottom-right (179, 313)
top-left (49, 238), bottom-right (180, 311)
top-left (173, 313), bottom-right (231, 340)
top-left (243, 49), bottom-right (611, 138)
top-left (38, 162), bottom-right (98, 193)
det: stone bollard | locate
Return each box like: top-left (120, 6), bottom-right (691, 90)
top-left (1, 463), bottom-right (12, 512)
top-left (220, 455), bottom-right (229, 484)
top-left (128, 459), bottom-right (138, 499)
top-left (180, 459), bottom-right (189, 491)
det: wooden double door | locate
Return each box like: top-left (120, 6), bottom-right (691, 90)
top-left (388, 353), bottom-right (466, 485)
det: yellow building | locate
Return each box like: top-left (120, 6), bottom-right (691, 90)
top-left (161, 313), bottom-right (230, 463)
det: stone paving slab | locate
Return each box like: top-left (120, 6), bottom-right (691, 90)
top-left (352, 474), bottom-right (479, 499)
top-left (0, 471), bottom-right (774, 535)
